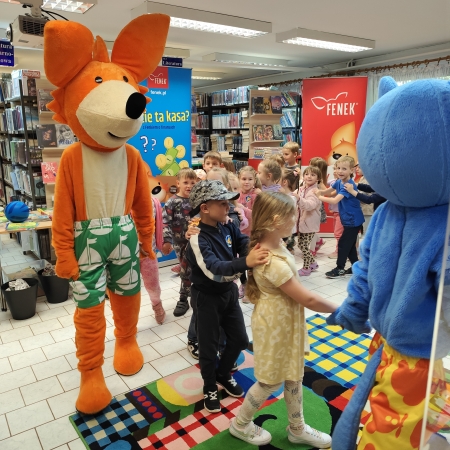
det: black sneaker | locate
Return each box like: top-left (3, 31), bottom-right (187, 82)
top-left (216, 373), bottom-right (244, 397)
top-left (174, 298), bottom-right (189, 317)
top-left (345, 266), bottom-right (353, 275)
top-left (187, 340), bottom-right (199, 359)
top-left (325, 267), bottom-right (346, 278)
top-left (203, 386), bottom-right (221, 413)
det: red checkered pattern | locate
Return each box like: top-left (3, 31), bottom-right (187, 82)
top-left (138, 396), bottom-right (243, 449)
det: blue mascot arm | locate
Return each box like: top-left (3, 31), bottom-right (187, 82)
top-left (327, 213), bottom-right (375, 334)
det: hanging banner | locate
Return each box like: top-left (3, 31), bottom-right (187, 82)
top-left (302, 76), bottom-right (368, 232)
top-left (128, 66), bottom-right (192, 263)
top-left (0, 39), bottom-right (14, 67)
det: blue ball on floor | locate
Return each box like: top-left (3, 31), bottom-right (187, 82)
top-left (5, 201), bottom-right (29, 223)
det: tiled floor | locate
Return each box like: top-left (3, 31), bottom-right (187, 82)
top-left (0, 234), bottom-right (351, 450)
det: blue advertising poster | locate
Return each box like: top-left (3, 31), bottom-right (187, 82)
top-left (128, 66), bottom-right (192, 263)
top-left (0, 40), bottom-right (14, 67)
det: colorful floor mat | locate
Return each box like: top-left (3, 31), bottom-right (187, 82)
top-left (70, 314), bottom-right (372, 449)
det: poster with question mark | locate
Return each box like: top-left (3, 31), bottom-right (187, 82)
top-left (128, 67), bottom-right (192, 263)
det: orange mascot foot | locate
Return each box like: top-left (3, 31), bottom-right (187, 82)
top-left (74, 302), bottom-right (111, 415)
top-left (110, 292), bottom-right (144, 376)
top-left (76, 367), bottom-right (112, 415)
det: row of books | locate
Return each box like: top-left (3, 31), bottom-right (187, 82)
top-left (253, 147), bottom-right (283, 160)
top-left (282, 130), bottom-right (297, 144)
top-left (210, 134), bottom-right (226, 153)
top-left (211, 86), bottom-right (255, 106)
top-left (196, 135), bottom-right (210, 152)
top-left (196, 93), bottom-right (209, 108)
top-left (251, 96), bottom-right (283, 115)
top-left (195, 114), bottom-right (209, 129)
top-left (191, 94), bottom-right (197, 114)
top-left (38, 88), bottom-right (53, 113)
top-left (212, 111), bottom-right (247, 129)
top-left (8, 167), bottom-right (44, 196)
top-left (0, 140), bottom-right (42, 165)
top-left (230, 134), bottom-right (249, 153)
top-left (279, 92), bottom-right (298, 107)
top-left (280, 109), bottom-right (298, 128)
top-left (252, 124), bottom-right (283, 141)
top-left (0, 106), bottom-right (39, 133)
top-left (36, 124), bottom-right (77, 148)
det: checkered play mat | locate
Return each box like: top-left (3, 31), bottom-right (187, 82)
top-left (70, 315), bottom-right (372, 449)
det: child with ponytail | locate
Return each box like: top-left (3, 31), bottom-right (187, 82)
top-left (229, 191), bottom-right (336, 447)
top-left (280, 168), bottom-right (299, 254)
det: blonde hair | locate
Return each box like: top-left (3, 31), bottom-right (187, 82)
top-left (268, 154), bottom-right (285, 168)
top-left (176, 167), bottom-right (197, 180)
top-left (309, 157), bottom-right (328, 186)
top-left (228, 172), bottom-right (239, 185)
top-left (204, 151), bottom-right (222, 165)
top-left (302, 165), bottom-right (322, 184)
top-left (260, 159), bottom-right (282, 183)
top-left (239, 165), bottom-right (261, 190)
top-left (283, 141), bottom-right (300, 155)
top-left (337, 155), bottom-right (356, 168)
top-left (281, 168), bottom-right (298, 192)
top-left (207, 167), bottom-right (231, 190)
top-left (246, 192), bottom-right (296, 304)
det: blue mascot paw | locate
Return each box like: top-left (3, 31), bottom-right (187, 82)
top-left (327, 309), bottom-right (372, 334)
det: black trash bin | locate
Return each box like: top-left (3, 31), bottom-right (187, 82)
top-left (37, 270), bottom-right (69, 304)
top-left (1, 278), bottom-right (38, 320)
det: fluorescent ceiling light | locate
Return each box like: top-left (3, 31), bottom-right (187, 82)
top-left (0, 0), bottom-right (96, 14)
top-left (192, 72), bottom-right (224, 80)
top-left (276, 28), bottom-right (375, 53)
top-left (203, 53), bottom-right (288, 67)
top-left (131, 1), bottom-right (271, 38)
top-left (104, 41), bottom-right (190, 58)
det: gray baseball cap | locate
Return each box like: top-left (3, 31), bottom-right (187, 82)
top-left (189, 180), bottom-right (239, 216)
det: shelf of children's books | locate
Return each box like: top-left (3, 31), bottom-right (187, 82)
top-left (251, 140), bottom-right (283, 144)
top-left (211, 103), bottom-right (249, 109)
top-left (250, 114), bottom-right (282, 119)
top-left (211, 128), bottom-right (249, 131)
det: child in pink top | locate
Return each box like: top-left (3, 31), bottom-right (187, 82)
top-left (297, 166), bottom-right (322, 276)
top-left (238, 166), bottom-right (260, 236)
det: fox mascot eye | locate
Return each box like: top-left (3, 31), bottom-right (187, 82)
top-left (95, 76), bottom-right (102, 83)
top-left (123, 76), bottom-right (129, 82)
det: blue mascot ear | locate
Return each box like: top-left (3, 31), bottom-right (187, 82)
top-left (378, 76), bottom-right (398, 98)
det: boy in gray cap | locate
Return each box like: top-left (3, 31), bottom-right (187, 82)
top-left (185, 180), bottom-right (269, 414)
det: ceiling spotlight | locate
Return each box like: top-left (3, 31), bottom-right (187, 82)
top-left (131, 2), bottom-right (271, 38)
top-left (202, 53), bottom-right (288, 67)
top-left (276, 28), bottom-right (375, 52)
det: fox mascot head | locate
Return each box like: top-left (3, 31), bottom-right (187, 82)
top-left (44, 14), bottom-right (170, 151)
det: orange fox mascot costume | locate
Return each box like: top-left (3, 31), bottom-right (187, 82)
top-left (43, 15), bottom-right (170, 414)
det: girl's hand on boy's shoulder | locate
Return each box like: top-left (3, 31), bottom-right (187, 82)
top-left (185, 227), bottom-right (200, 239)
top-left (246, 243), bottom-right (270, 268)
top-left (313, 188), bottom-right (321, 197)
top-left (254, 188), bottom-right (262, 195)
top-left (344, 183), bottom-right (356, 194)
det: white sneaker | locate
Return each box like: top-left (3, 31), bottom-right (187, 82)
top-left (287, 424), bottom-right (332, 448)
top-left (230, 418), bottom-right (272, 445)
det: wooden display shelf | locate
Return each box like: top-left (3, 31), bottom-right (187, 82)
top-left (251, 140), bottom-right (283, 144)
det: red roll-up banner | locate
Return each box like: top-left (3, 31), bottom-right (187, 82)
top-left (302, 76), bottom-right (368, 233)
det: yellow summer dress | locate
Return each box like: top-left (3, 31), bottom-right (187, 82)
top-left (252, 246), bottom-right (309, 385)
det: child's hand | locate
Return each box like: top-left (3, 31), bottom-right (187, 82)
top-left (254, 188), bottom-right (262, 195)
top-left (246, 243), bottom-right (269, 268)
top-left (162, 242), bottom-right (173, 255)
top-left (139, 242), bottom-right (149, 257)
top-left (313, 188), bottom-right (321, 197)
top-left (344, 183), bottom-right (356, 195)
top-left (186, 227), bottom-right (200, 239)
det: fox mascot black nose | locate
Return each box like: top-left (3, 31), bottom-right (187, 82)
top-left (126, 92), bottom-right (147, 119)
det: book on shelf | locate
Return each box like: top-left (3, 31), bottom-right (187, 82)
top-left (55, 124), bottom-right (76, 147)
top-left (41, 161), bottom-right (59, 183)
top-left (210, 86), bottom-right (251, 106)
top-left (0, 73), bottom-right (12, 102)
top-left (191, 94), bottom-right (197, 113)
top-left (191, 126), bottom-right (197, 143)
top-left (280, 92), bottom-right (297, 107)
top-left (263, 98), bottom-right (272, 114)
top-left (37, 124), bottom-right (57, 147)
top-left (273, 124), bottom-right (283, 140)
top-left (270, 96), bottom-right (283, 114)
top-left (253, 125), bottom-right (264, 141)
top-left (11, 69), bottom-right (40, 97)
top-left (195, 114), bottom-right (208, 129)
top-left (263, 125), bottom-right (274, 140)
top-left (38, 89), bottom-right (53, 113)
top-left (253, 147), bottom-right (283, 160)
top-left (251, 97), bottom-right (265, 114)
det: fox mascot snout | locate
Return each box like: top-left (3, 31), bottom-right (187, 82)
top-left (44, 15), bottom-right (170, 415)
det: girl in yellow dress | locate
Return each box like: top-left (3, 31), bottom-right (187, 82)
top-left (229, 191), bottom-right (337, 448)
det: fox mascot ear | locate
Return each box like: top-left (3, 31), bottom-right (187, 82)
top-left (111, 14), bottom-right (170, 82)
top-left (44, 21), bottom-right (94, 87)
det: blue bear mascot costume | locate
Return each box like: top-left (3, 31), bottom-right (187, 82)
top-left (327, 76), bottom-right (450, 449)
